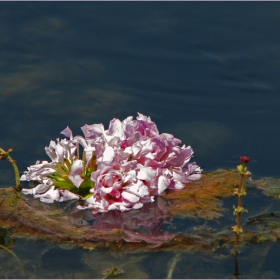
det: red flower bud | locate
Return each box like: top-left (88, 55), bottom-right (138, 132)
top-left (240, 156), bottom-right (250, 163)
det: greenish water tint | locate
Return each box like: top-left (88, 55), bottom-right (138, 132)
top-left (1, 2), bottom-right (280, 278)
top-left (2, 226), bottom-right (280, 278)
top-left (1, 172), bottom-right (280, 278)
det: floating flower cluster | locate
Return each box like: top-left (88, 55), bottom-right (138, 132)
top-left (21, 113), bottom-right (202, 212)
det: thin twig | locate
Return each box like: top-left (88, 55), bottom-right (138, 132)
top-left (0, 244), bottom-right (25, 277)
top-left (166, 252), bottom-right (182, 279)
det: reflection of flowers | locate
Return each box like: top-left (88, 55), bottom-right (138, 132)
top-left (21, 113), bottom-right (202, 213)
top-left (70, 196), bottom-right (174, 242)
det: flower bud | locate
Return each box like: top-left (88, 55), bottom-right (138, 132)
top-left (240, 156), bottom-right (250, 163)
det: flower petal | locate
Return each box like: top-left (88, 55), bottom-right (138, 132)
top-left (125, 180), bottom-right (150, 197)
top-left (122, 191), bottom-right (140, 203)
top-left (60, 126), bottom-right (73, 139)
top-left (74, 135), bottom-right (87, 148)
top-left (35, 186), bottom-right (60, 203)
top-left (58, 189), bottom-right (80, 201)
top-left (68, 159), bottom-right (84, 188)
top-left (102, 146), bottom-right (114, 162)
top-left (107, 118), bottom-right (126, 139)
top-left (157, 175), bottom-right (170, 194)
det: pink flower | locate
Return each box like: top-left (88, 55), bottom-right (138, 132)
top-left (82, 113), bottom-right (202, 208)
top-left (77, 162), bottom-right (154, 212)
top-left (21, 113), bottom-right (202, 213)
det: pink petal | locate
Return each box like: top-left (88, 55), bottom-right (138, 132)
top-left (171, 180), bottom-right (185, 190)
top-left (125, 180), bottom-right (149, 197)
top-left (122, 116), bottom-right (133, 126)
top-left (122, 191), bottom-right (140, 203)
top-left (35, 186), bottom-right (60, 203)
top-left (176, 145), bottom-right (194, 166)
top-left (157, 175), bottom-right (170, 194)
top-left (32, 183), bottom-right (51, 195)
top-left (45, 140), bottom-right (58, 161)
top-left (100, 186), bottom-right (114, 194)
top-left (84, 146), bottom-right (96, 162)
top-left (102, 146), bottom-right (114, 162)
top-left (56, 143), bottom-right (65, 164)
top-left (107, 118), bottom-right (125, 139)
top-left (60, 126), bottom-right (73, 139)
top-left (159, 133), bottom-right (181, 147)
top-left (73, 135), bottom-right (87, 148)
top-left (81, 123), bottom-right (105, 138)
top-left (137, 166), bottom-right (156, 182)
top-left (21, 188), bottom-right (33, 195)
top-left (187, 173), bottom-right (202, 181)
top-left (68, 159), bottom-right (84, 188)
top-left (58, 189), bottom-right (80, 201)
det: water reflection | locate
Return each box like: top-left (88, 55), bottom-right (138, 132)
top-left (0, 230), bottom-right (25, 278)
top-left (69, 196), bottom-right (176, 245)
top-left (0, 230), bottom-right (16, 252)
top-left (2, 182), bottom-right (280, 278)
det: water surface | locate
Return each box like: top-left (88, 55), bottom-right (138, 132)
top-left (1, 2), bottom-right (280, 278)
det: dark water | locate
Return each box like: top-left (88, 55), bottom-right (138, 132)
top-left (1, 2), bottom-right (280, 278)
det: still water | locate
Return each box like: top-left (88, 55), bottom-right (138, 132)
top-left (1, 2), bottom-right (280, 278)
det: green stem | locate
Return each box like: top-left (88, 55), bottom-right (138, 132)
top-left (167, 252), bottom-right (182, 279)
top-left (0, 148), bottom-right (22, 190)
top-left (233, 232), bottom-right (240, 256)
top-left (102, 272), bottom-right (111, 279)
top-left (233, 253), bottom-right (240, 278)
top-left (237, 174), bottom-right (243, 227)
top-left (233, 164), bottom-right (245, 255)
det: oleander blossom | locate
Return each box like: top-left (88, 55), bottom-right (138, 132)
top-left (21, 113), bottom-right (202, 212)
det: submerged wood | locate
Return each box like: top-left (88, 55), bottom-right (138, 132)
top-left (1, 169), bottom-right (278, 252)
